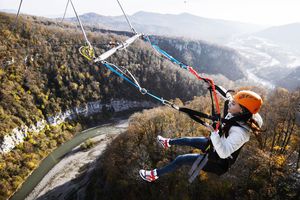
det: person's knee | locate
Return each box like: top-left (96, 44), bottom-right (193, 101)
top-left (174, 155), bottom-right (186, 165)
top-left (183, 137), bottom-right (193, 144)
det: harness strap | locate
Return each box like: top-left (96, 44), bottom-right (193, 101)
top-left (209, 88), bottom-right (216, 118)
top-left (223, 100), bottom-right (229, 119)
top-left (214, 85), bottom-right (228, 99)
top-left (179, 107), bottom-right (216, 121)
top-left (188, 114), bottom-right (209, 127)
top-left (178, 106), bottom-right (222, 131)
top-left (188, 154), bottom-right (209, 183)
top-left (189, 154), bottom-right (205, 176)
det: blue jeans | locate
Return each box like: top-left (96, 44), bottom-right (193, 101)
top-left (156, 137), bottom-right (209, 176)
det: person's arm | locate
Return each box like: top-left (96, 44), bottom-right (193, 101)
top-left (210, 126), bottom-right (250, 159)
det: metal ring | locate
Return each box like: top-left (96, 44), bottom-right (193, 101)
top-left (140, 88), bottom-right (147, 95)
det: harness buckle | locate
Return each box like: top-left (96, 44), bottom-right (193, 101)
top-left (162, 100), bottom-right (179, 110)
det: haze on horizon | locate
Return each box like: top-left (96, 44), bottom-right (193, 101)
top-left (1, 0), bottom-right (300, 26)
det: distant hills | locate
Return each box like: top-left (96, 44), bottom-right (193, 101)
top-left (254, 23), bottom-right (300, 52)
top-left (65, 11), bottom-right (300, 90)
top-left (2, 9), bottom-right (299, 90)
top-left (276, 66), bottom-right (300, 90)
top-left (65, 11), bottom-right (300, 53)
top-left (66, 11), bottom-right (267, 44)
top-left (3, 9), bottom-right (300, 53)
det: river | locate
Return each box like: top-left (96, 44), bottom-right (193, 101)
top-left (10, 119), bottom-right (128, 200)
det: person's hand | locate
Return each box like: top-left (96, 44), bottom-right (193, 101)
top-left (204, 124), bottom-right (214, 132)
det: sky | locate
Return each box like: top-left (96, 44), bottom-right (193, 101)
top-left (1, 0), bottom-right (300, 26)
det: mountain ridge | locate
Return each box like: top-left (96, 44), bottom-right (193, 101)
top-left (65, 11), bottom-right (267, 44)
top-left (254, 23), bottom-right (300, 51)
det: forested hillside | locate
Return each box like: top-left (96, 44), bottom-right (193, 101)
top-left (276, 66), bottom-right (300, 90)
top-left (149, 36), bottom-right (246, 81)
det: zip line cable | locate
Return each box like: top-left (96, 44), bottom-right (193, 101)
top-left (116, 0), bottom-right (137, 34)
top-left (12, 0), bottom-right (23, 31)
top-left (69, 0), bottom-right (92, 48)
top-left (46, 0), bottom-right (70, 44)
top-left (61, 0), bottom-right (70, 23)
top-left (68, 0), bottom-right (95, 60)
top-left (7, 0), bottom-right (24, 41)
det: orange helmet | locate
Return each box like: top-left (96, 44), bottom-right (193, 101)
top-left (233, 90), bottom-right (263, 114)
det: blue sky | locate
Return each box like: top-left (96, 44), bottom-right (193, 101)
top-left (1, 0), bottom-right (300, 26)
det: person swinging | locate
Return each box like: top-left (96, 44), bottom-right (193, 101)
top-left (139, 90), bottom-right (263, 182)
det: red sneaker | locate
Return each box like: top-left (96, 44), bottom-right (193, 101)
top-left (139, 169), bottom-right (158, 182)
top-left (157, 135), bottom-right (170, 149)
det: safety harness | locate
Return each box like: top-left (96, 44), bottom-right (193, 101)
top-left (188, 112), bottom-right (251, 182)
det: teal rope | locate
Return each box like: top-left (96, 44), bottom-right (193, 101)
top-left (102, 62), bottom-right (166, 104)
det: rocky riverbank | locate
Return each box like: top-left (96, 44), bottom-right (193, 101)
top-left (25, 120), bottom-right (128, 200)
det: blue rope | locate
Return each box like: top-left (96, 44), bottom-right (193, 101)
top-left (152, 45), bottom-right (188, 70)
top-left (102, 62), bottom-right (166, 104)
top-left (144, 36), bottom-right (188, 70)
top-left (103, 62), bottom-right (137, 88)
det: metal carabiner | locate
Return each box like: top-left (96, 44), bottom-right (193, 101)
top-left (139, 88), bottom-right (148, 95)
top-left (162, 99), bottom-right (179, 110)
